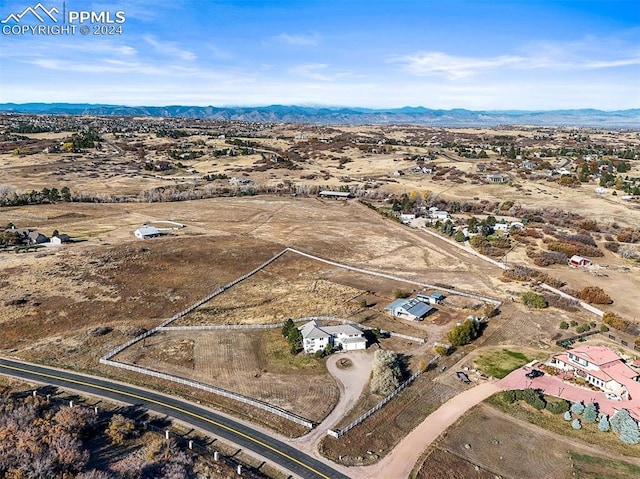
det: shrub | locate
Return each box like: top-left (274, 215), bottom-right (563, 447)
top-left (394, 289), bottom-right (410, 299)
top-left (598, 415), bottom-right (611, 432)
top-left (106, 414), bottom-right (139, 445)
top-left (434, 345), bottom-right (449, 356)
top-left (545, 398), bottom-right (570, 414)
top-left (571, 401), bottom-right (585, 415)
top-left (579, 286), bottom-right (613, 304)
top-left (521, 291), bottom-right (547, 309)
top-left (600, 324), bottom-right (610, 332)
top-left (559, 321), bottom-right (569, 330)
top-left (521, 388), bottom-right (546, 410)
top-left (583, 403), bottom-right (598, 423)
top-left (564, 411), bottom-right (572, 421)
top-left (447, 318), bottom-right (482, 347)
top-left (502, 390), bottom-right (517, 404)
top-left (604, 242), bottom-right (620, 253)
top-left (603, 311), bottom-right (632, 333)
top-left (570, 320), bottom-right (578, 327)
top-left (572, 418), bottom-right (582, 430)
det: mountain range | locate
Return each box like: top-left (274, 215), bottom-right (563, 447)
top-left (0, 103), bottom-right (638, 128)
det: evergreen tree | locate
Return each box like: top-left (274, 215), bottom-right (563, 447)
top-left (598, 415), bottom-right (610, 432)
top-left (570, 401), bottom-right (585, 415)
top-left (564, 411), bottom-right (572, 421)
top-left (572, 418), bottom-right (582, 429)
top-left (583, 403), bottom-right (598, 423)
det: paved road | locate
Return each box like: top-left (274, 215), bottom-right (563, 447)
top-left (0, 358), bottom-right (348, 479)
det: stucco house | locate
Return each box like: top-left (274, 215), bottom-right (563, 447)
top-left (299, 320), bottom-right (366, 354)
top-left (385, 298), bottom-right (435, 321)
top-left (548, 345), bottom-right (640, 400)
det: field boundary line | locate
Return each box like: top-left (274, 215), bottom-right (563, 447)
top-left (285, 247), bottom-right (501, 305)
top-left (160, 315), bottom-right (426, 344)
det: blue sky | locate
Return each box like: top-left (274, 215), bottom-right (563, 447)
top-left (0, 0), bottom-right (639, 109)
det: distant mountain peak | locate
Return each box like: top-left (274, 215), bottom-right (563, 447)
top-left (0, 103), bottom-right (638, 127)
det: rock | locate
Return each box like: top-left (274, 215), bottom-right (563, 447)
top-left (464, 443), bottom-right (471, 449)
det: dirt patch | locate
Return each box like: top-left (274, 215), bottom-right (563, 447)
top-left (415, 403), bottom-right (640, 479)
top-left (116, 329), bottom-right (339, 423)
top-left (413, 447), bottom-right (495, 479)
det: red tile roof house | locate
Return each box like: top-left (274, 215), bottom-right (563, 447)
top-left (547, 345), bottom-right (640, 420)
top-left (549, 346), bottom-right (639, 400)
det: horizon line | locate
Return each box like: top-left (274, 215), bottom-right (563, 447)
top-left (0, 102), bottom-right (639, 114)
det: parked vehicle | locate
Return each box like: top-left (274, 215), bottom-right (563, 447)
top-left (606, 393), bottom-right (622, 401)
top-left (526, 369), bottom-right (544, 379)
top-left (456, 371), bottom-right (471, 384)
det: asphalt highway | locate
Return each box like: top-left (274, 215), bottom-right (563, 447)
top-left (0, 358), bottom-right (350, 479)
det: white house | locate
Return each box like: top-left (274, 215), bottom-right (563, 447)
top-left (51, 234), bottom-right (71, 245)
top-left (428, 207), bottom-right (450, 220)
top-left (385, 298), bottom-right (435, 321)
top-left (400, 213), bottom-right (416, 223)
top-left (548, 346), bottom-right (640, 401)
top-left (134, 226), bottom-right (160, 239)
top-left (299, 320), bottom-right (366, 354)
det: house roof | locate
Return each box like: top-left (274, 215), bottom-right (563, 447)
top-left (570, 255), bottom-right (590, 263)
top-left (136, 226), bottom-right (160, 236)
top-left (319, 190), bottom-right (351, 197)
top-left (386, 298), bottom-right (434, 318)
top-left (299, 320), bottom-right (364, 342)
top-left (570, 346), bottom-right (622, 366)
top-left (299, 320), bottom-right (330, 340)
top-left (323, 324), bottom-right (363, 337)
top-left (404, 299), bottom-right (434, 318)
top-left (385, 299), bottom-right (410, 311)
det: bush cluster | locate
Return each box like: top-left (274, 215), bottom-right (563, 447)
top-left (579, 286), bottom-right (613, 304)
top-left (521, 291), bottom-right (547, 309)
top-left (447, 318), bottom-right (482, 347)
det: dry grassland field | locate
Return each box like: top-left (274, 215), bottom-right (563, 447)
top-left (1, 119), bottom-right (640, 468)
top-left (414, 404), bottom-right (640, 479)
top-left (116, 329), bottom-right (339, 423)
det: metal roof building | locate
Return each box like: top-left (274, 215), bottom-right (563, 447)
top-left (385, 298), bottom-right (435, 321)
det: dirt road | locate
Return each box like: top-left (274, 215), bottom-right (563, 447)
top-left (356, 381), bottom-right (500, 479)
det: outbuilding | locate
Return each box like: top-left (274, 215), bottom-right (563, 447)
top-left (134, 226), bottom-right (160, 239)
top-left (569, 255), bottom-right (592, 267)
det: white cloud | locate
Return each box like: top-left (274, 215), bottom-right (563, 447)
top-left (144, 35), bottom-right (196, 61)
top-left (392, 36), bottom-right (640, 79)
top-left (392, 52), bottom-right (524, 79)
top-left (275, 32), bottom-right (319, 46)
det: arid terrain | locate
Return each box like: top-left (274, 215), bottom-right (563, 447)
top-left (1, 115), bottom-right (639, 477)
